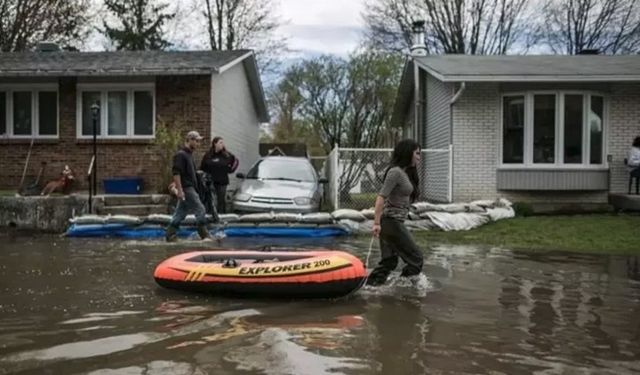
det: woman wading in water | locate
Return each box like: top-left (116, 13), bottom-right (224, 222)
top-left (367, 139), bottom-right (424, 286)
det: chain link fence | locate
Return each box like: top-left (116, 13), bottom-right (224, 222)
top-left (321, 146), bottom-right (452, 210)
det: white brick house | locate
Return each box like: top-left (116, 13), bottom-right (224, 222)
top-left (393, 55), bottom-right (640, 208)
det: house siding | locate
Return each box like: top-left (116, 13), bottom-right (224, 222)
top-left (451, 82), bottom-right (501, 202)
top-left (608, 83), bottom-right (640, 194)
top-left (450, 81), bottom-right (622, 204)
top-left (423, 73), bottom-right (452, 202)
top-left (211, 63), bottom-right (261, 191)
top-left (0, 75), bottom-right (211, 192)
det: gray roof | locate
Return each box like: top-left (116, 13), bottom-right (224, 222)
top-left (0, 50), bottom-right (251, 76)
top-left (0, 49), bottom-right (269, 122)
top-left (415, 55), bottom-right (640, 82)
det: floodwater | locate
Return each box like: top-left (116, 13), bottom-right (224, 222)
top-left (0, 232), bottom-right (639, 375)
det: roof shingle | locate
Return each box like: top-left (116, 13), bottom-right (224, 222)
top-left (0, 50), bottom-right (251, 76)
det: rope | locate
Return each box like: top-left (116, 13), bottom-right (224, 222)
top-left (345, 236), bottom-right (376, 298)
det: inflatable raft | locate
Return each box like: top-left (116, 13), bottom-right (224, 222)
top-left (154, 250), bottom-right (366, 298)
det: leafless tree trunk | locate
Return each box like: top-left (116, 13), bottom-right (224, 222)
top-left (0, 0), bottom-right (90, 52)
top-left (201, 0), bottom-right (286, 74)
top-left (363, 0), bottom-right (534, 54)
top-left (542, 0), bottom-right (640, 54)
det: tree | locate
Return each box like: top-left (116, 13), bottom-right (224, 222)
top-left (270, 51), bottom-right (403, 197)
top-left (542, 0), bottom-right (640, 54)
top-left (0, 0), bottom-right (90, 52)
top-left (102, 0), bottom-right (175, 51)
top-left (363, 0), bottom-right (534, 54)
top-left (201, 0), bottom-right (286, 74)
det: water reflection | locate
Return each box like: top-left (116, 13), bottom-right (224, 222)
top-left (0, 234), bottom-right (639, 374)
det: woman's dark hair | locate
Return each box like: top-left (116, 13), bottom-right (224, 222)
top-left (211, 136), bottom-right (226, 153)
top-left (633, 136), bottom-right (640, 148)
top-left (384, 139), bottom-right (421, 202)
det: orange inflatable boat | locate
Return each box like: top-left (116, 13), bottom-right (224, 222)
top-left (154, 250), bottom-right (366, 298)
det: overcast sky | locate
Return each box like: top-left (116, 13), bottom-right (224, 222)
top-left (277, 0), bottom-right (367, 57)
top-left (87, 0), bottom-right (369, 58)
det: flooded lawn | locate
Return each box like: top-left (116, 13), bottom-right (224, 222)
top-left (1, 233), bottom-right (639, 374)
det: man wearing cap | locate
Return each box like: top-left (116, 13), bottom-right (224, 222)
top-left (165, 130), bottom-right (210, 242)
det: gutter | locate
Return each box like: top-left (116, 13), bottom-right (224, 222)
top-left (448, 82), bottom-right (466, 202)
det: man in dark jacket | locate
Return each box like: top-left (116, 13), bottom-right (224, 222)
top-left (165, 130), bottom-right (210, 242)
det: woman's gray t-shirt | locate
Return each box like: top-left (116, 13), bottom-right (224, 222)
top-left (379, 166), bottom-right (413, 220)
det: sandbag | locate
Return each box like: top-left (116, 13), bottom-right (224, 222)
top-left (439, 203), bottom-right (469, 214)
top-left (238, 212), bottom-right (274, 222)
top-left (425, 212), bottom-right (490, 231)
top-left (486, 207), bottom-right (515, 221)
top-left (300, 212), bottom-right (333, 224)
top-left (411, 202), bottom-right (444, 213)
top-left (331, 209), bottom-right (367, 222)
top-left (404, 219), bottom-right (437, 231)
top-left (360, 208), bottom-right (375, 220)
top-left (218, 213), bottom-right (240, 223)
top-left (105, 214), bottom-right (143, 225)
top-left (69, 215), bottom-right (107, 225)
top-left (145, 214), bottom-right (172, 225)
top-left (469, 199), bottom-right (496, 208)
top-left (273, 212), bottom-right (302, 223)
top-left (408, 212), bottom-right (421, 221)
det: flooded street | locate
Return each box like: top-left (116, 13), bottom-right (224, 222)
top-left (1, 233), bottom-right (639, 375)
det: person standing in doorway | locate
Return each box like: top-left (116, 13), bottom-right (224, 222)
top-left (367, 139), bottom-right (424, 286)
top-left (200, 136), bottom-right (238, 213)
top-left (165, 130), bottom-right (210, 242)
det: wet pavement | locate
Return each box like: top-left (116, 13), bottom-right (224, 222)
top-left (0, 233), bottom-right (639, 374)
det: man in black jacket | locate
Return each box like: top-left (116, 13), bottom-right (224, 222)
top-left (165, 130), bottom-right (210, 242)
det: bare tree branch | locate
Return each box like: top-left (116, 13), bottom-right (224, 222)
top-left (363, 0), bottom-right (532, 54)
top-left (542, 0), bottom-right (640, 54)
top-left (0, 0), bottom-right (90, 52)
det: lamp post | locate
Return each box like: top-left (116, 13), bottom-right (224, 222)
top-left (90, 102), bottom-right (100, 196)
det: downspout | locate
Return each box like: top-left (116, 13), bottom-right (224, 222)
top-left (413, 62), bottom-right (420, 140)
top-left (448, 82), bottom-right (466, 202)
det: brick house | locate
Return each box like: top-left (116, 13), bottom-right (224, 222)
top-left (393, 54), bottom-right (640, 209)
top-left (0, 49), bottom-right (269, 193)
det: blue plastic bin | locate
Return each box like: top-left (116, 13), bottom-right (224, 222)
top-left (103, 177), bottom-right (143, 194)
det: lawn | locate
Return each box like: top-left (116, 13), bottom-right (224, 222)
top-left (411, 214), bottom-right (640, 255)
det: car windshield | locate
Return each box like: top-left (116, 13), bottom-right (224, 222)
top-left (246, 158), bottom-right (316, 182)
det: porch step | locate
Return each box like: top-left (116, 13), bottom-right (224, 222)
top-left (609, 193), bottom-right (640, 212)
top-left (98, 204), bottom-right (170, 216)
top-left (100, 194), bottom-right (170, 207)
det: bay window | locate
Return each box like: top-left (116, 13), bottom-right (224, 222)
top-left (0, 85), bottom-right (58, 138)
top-left (501, 92), bottom-right (606, 167)
top-left (77, 84), bottom-right (155, 139)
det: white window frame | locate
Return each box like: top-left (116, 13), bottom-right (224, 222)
top-left (498, 90), bottom-right (608, 170)
top-left (76, 83), bottom-right (155, 139)
top-left (0, 83), bottom-right (59, 139)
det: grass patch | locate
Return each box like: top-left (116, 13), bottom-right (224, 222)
top-left (0, 190), bottom-right (17, 196)
top-left (411, 214), bottom-right (640, 255)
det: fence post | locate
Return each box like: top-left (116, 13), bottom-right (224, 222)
top-left (448, 144), bottom-right (453, 203)
top-left (332, 144), bottom-right (340, 210)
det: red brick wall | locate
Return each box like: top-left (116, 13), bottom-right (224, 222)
top-left (0, 75), bottom-right (211, 193)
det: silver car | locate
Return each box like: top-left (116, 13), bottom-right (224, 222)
top-left (232, 156), bottom-right (328, 213)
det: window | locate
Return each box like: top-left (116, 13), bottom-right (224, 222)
top-left (501, 92), bottom-right (606, 167)
top-left (533, 95), bottom-right (556, 164)
top-left (0, 85), bottom-right (58, 138)
top-left (247, 158), bottom-right (317, 182)
top-left (502, 96), bottom-right (524, 164)
top-left (590, 96), bottom-right (603, 164)
top-left (564, 95), bottom-right (583, 164)
top-left (77, 84), bottom-right (155, 138)
top-left (0, 92), bottom-right (5, 135)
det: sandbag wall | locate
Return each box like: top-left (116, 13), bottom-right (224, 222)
top-left (65, 199), bottom-right (514, 238)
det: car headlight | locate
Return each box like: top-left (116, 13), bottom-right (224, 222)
top-left (234, 193), bottom-right (252, 202)
top-left (294, 197), bottom-right (312, 205)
